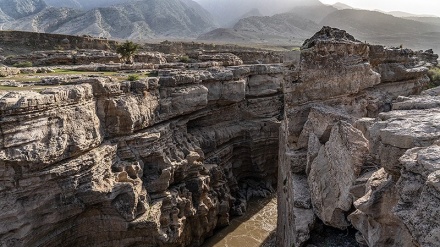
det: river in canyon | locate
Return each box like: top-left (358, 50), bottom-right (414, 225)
top-left (202, 197), bottom-right (277, 247)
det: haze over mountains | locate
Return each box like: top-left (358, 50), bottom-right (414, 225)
top-left (198, 0), bottom-right (440, 51)
top-left (195, 0), bottom-right (322, 26)
top-left (0, 0), bottom-right (439, 51)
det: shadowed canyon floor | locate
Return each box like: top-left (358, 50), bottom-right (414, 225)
top-left (202, 197), bottom-right (277, 247)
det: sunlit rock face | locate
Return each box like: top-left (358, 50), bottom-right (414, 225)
top-left (0, 64), bottom-right (283, 246)
top-left (0, 26), bottom-right (438, 247)
top-left (350, 93), bottom-right (440, 247)
top-left (277, 26), bottom-right (437, 247)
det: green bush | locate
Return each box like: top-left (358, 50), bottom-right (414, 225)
top-left (128, 74), bottom-right (140, 81)
top-left (428, 67), bottom-right (440, 82)
top-left (179, 55), bottom-right (190, 63)
top-left (12, 61), bottom-right (33, 68)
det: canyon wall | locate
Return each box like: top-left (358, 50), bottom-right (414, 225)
top-left (0, 64), bottom-right (283, 246)
top-left (0, 27), bottom-right (439, 247)
top-left (277, 27), bottom-right (439, 247)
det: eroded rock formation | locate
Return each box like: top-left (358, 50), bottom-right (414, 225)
top-left (4, 50), bottom-right (121, 66)
top-left (0, 27), bottom-right (439, 247)
top-left (0, 63), bottom-right (283, 246)
top-left (278, 26), bottom-right (440, 247)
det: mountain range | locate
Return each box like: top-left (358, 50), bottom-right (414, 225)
top-left (0, 0), bottom-right (439, 52)
top-left (44, 0), bottom-right (127, 10)
top-left (0, 0), bottom-right (46, 21)
top-left (198, 1), bottom-right (440, 51)
top-left (0, 0), bottom-right (215, 39)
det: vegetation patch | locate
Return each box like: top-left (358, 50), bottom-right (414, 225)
top-left (52, 69), bottom-right (86, 74)
top-left (428, 67), bottom-right (440, 88)
top-left (128, 74), bottom-right (140, 81)
top-left (116, 41), bottom-right (140, 64)
top-left (428, 67), bottom-right (440, 81)
top-left (179, 55), bottom-right (191, 63)
top-left (12, 61), bottom-right (33, 68)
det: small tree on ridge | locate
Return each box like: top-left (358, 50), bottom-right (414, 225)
top-left (116, 40), bottom-right (140, 64)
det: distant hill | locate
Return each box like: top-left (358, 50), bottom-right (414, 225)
top-left (0, 0), bottom-right (216, 39)
top-left (331, 2), bottom-right (353, 10)
top-left (43, 0), bottom-right (81, 9)
top-left (196, 0), bottom-right (321, 27)
top-left (289, 4), bottom-right (337, 23)
top-left (403, 16), bottom-right (440, 26)
top-left (199, 12), bottom-right (321, 45)
top-left (1, 7), bottom-right (81, 33)
top-left (198, 28), bottom-right (259, 43)
top-left (386, 11), bottom-right (438, 18)
top-left (320, 9), bottom-right (440, 37)
top-left (198, 2), bottom-right (335, 45)
top-left (0, 0), bottom-right (46, 20)
top-left (0, 0), bottom-right (439, 53)
top-left (320, 9), bottom-right (440, 50)
top-left (223, 8), bottom-right (263, 28)
top-left (242, 8), bottom-right (263, 18)
top-left (199, 5), bottom-right (440, 52)
top-left (44, 0), bottom-right (128, 10)
top-left (234, 13), bottom-right (319, 39)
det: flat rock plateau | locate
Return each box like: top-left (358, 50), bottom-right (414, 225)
top-left (0, 27), bottom-right (439, 247)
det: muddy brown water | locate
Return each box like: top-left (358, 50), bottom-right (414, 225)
top-left (202, 197), bottom-right (277, 247)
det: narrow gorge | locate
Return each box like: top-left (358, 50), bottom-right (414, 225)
top-left (0, 27), bottom-right (439, 247)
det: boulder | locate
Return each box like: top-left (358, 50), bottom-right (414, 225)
top-left (348, 168), bottom-right (416, 247)
top-left (395, 145), bottom-right (440, 246)
top-left (308, 121), bottom-right (369, 229)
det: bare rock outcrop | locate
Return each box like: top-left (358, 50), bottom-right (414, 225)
top-left (134, 52), bottom-right (167, 64)
top-left (396, 145), bottom-right (440, 246)
top-left (348, 168), bottom-right (416, 247)
top-left (0, 27), bottom-right (438, 247)
top-left (308, 121), bottom-right (369, 229)
top-left (278, 26), bottom-right (436, 247)
top-left (0, 61), bottom-right (283, 246)
top-left (0, 66), bottom-right (20, 77)
top-left (4, 50), bottom-right (121, 66)
top-left (349, 89), bottom-right (440, 246)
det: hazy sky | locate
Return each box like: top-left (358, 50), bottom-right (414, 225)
top-left (320, 0), bottom-right (440, 16)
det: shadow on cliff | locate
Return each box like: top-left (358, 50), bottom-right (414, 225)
top-left (201, 196), bottom-right (277, 247)
top-left (260, 230), bottom-right (277, 247)
top-left (305, 218), bottom-right (360, 247)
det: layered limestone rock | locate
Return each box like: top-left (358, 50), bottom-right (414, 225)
top-left (4, 50), bottom-right (121, 66)
top-left (350, 89), bottom-right (440, 247)
top-left (348, 168), bottom-right (416, 247)
top-left (308, 121), bottom-right (369, 229)
top-left (1, 26), bottom-right (438, 247)
top-left (197, 53), bottom-right (243, 66)
top-left (0, 63), bottom-right (284, 246)
top-left (134, 52), bottom-right (167, 64)
top-left (396, 145), bottom-right (440, 246)
top-left (0, 66), bottom-right (20, 77)
top-left (0, 31), bottom-right (117, 52)
top-left (144, 42), bottom-right (286, 65)
top-left (277, 26), bottom-right (436, 247)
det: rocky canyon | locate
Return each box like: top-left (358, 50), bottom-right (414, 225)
top-left (0, 27), bottom-right (439, 247)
